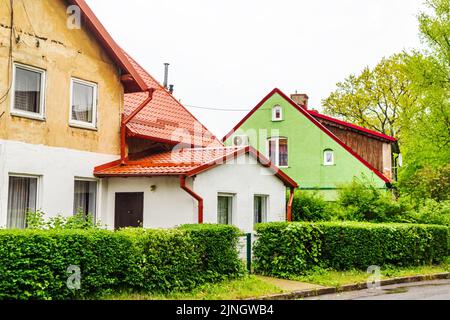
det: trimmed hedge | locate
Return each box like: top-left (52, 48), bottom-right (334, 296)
top-left (0, 229), bottom-right (135, 300)
top-left (254, 222), bottom-right (448, 277)
top-left (180, 224), bottom-right (245, 282)
top-left (0, 225), bottom-right (244, 300)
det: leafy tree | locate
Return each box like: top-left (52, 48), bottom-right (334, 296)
top-left (398, 0), bottom-right (449, 200)
top-left (322, 54), bottom-right (417, 139)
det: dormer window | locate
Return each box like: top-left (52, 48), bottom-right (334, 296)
top-left (324, 149), bottom-right (335, 166)
top-left (272, 105), bottom-right (283, 121)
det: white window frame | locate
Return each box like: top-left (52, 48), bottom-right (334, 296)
top-left (272, 105), bottom-right (283, 121)
top-left (69, 78), bottom-right (98, 130)
top-left (254, 195), bottom-right (269, 225)
top-left (324, 149), bottom-right (335, 166)
top-left (73, 178), bottom-right (99, 221)
top-left (217, 193), bottom-right (235, 225)
top-left (10, 63), bottom-right (46, 121)
top-left (267, 137), bottom-right (289, 168)
top-left (233, 135), bottom-right (249, 147)
top-left (7, 173), bottom-right (41, 229)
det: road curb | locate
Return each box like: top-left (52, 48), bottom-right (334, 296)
top-left (249, 272), bottom-right (450, 300)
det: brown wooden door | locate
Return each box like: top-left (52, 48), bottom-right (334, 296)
top-left (114, 193), bottom-right (144, 229)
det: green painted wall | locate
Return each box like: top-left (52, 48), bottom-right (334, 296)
top-left (224, 92), bottom-right (387, 200)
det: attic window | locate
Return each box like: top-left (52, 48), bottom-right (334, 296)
top-left (324, 149), bottom-right (335, 166)
top-left (272, 105), bottom-right (283, 121)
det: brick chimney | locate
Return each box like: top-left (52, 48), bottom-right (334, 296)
top-left (291, 93), bottom-right (309, 110)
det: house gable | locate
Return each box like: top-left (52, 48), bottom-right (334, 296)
top-left (0, 0), bottom-right (145, 154)
top-left (223, 89), bottom-right (390, 195)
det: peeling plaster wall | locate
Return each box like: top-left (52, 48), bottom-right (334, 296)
top-left (0, 0), bottom-right (123, 155)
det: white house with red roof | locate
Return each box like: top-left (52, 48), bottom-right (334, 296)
top-left (0, 0), bottom-right (297, 232)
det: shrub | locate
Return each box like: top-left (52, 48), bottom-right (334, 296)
top-left (334, 177), bottom-right (409, 222)
top-left (253, 222), bottom-right (322, 278)
top-left (0, 229), bottom-right (136, 300)
top-left (26, 211), bottom-right (103, 230)
top-left (119, 228), bottom-right (203, 293)
top-left (398, 164), bottom-right (450, 204)
top-left (291, 191), bottom-right (332, 222)
top-left (409, 199), bottom-right (450, 226)
top-left (180, 224), bottom-right (245, 282)
top-left (0, 225), bottom-right (244, 300)
top-left (254, 222), bottom-right (448, 277)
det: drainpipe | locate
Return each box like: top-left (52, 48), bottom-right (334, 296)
top-left (287, 187), bottom-right (295, 222)
top-left (180, 175), bottom-right (204, 224)
top-left (120, 88), bottom-right (155, 163)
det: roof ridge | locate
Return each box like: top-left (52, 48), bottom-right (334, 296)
top-left (308, 110), bottom-right (397, 142)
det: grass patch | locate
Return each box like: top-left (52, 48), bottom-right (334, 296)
top-left (291, 259), bottom-right (450, 288)
top-left (104, 276), bottom-right (284, 300)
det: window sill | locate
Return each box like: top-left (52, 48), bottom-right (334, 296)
top-left (272, 119), bottom-right (284, 122)
top-left (10, 111), bottom-right (46, 122)
top-left (69, 122), bottom-right (98, 131)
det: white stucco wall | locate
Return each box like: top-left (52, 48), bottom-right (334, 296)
top-left (0, 141), bottom-right (288, 232)
top-left (0, 139), bottom-right (117, 227)
top-left (100, 153), bottom-right (287, 232)
top-left (102, 176), bottom-right (197, 229)
top-left (193, 153), bottom-right (287, 232)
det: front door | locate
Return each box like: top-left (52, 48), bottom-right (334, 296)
top-left (115, 193), bottom-right (144, 229)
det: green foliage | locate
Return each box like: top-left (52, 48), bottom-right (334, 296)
top-left (254, 222), bottom-right (448, 277)
top-left (398, 164), bottom-right (450, 205)
top-left (0, 225), bottom-right (244, 300)
top-left (253, 222), bottom-right (323, 277)
top-left (291, 191), bottom-right (332, 222)
top-left (322, 53), bottom-right (414, 138)
top-left (407, 199), bottom-right (450, 226)
top-left (180, 224), bottom-right (245, 282)
top-left (334, 177), bottom-right (409, 222)
top-left (26, 211), bottom-right (102, 230)
top-left (0, 229), bottom-right (136, 300)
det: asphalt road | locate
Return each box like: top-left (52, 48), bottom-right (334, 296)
top-left (305, 279), bottom-right (450, 300)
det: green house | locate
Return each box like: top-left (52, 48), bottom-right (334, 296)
top-left (223, 89), bottom-right (397, 200)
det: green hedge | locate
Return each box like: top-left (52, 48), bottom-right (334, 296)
top-left (180, 224), bottom-right (245, 282)
top-left (0, 230), bottom-right (135, 300)
top-left (254, 222), bottom-right (448, 277)
top-left (0, 225), bottom-right (244, 300)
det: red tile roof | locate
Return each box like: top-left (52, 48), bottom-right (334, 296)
top-left (308, 110), bottom-right (397, 142)
top-left (94, 146), bottom-right (298, 188)
top-left (123, 53), bottom-right (223, 148)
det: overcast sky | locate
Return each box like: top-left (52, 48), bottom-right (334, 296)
top-left (86, 0), bottom-right (424, 138)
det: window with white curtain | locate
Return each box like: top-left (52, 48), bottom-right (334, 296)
top-left (217, 194), bottom-right (234, 225)
top-left (268, 137), bottom-right (288, 167)
top-left (73, 180), bottom-right (97, 217)
top-left (7, 175), bottom-right (38, 229)
top-left (70, 78), bottom-right (97, 128)
top-left (12, 64), bottom-right (45, 118)
top-left (254, 195), bottom-right (268, 225)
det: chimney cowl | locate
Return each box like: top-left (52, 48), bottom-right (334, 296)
top-left (291, 93), bottom-right (309, 110)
